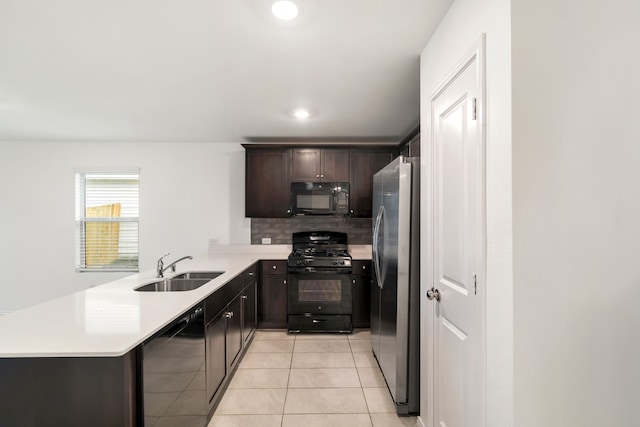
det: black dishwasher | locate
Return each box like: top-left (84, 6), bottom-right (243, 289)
top-left (141, 304), bottom-right (206, 427)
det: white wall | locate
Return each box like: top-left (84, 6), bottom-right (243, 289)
top-left (0, 141), bottom-right (250, 313)
top-left (512, 1), bottom-right (640, 426)
top-left (420, 0), bottom-right (513, 425)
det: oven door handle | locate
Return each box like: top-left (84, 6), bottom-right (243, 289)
top-left (373, 205), bottom-right (384, 289)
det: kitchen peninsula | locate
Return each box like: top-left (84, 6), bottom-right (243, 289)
top-left (0, 244), bottom-right (371, 426)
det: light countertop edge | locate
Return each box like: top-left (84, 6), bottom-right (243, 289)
top-left (0, 245), bottom-right (372, 358)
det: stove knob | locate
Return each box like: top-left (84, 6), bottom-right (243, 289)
top-left (332, 260), bottom-right (338, 265)
top-left (340, 261), bottom-right (345, 265)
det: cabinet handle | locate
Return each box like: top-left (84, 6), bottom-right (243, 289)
top-left (352, 279), bottom-right (356, 284)
top-left (284, 279), bottom-right (287, 285)
top-left (248, 272), bottom-right (254, 276)
top-left (362, 265), bottom-right (366, 270)
top-left (241, 295), bottom-right (248, 300)
top-left (320, 174), bottom-right (324, 178)
top-left (316, 174), bottom-right (320, 178)
top-left (225, 311), bottom-right (234, 318)
top-left (272, 265), bottom-right (277, 270)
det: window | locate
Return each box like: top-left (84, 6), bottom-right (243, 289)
top-left (75, 171), bottom-right (140, 272)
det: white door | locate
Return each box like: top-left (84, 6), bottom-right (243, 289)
top-left (426, 38), bottom-right (486, 427)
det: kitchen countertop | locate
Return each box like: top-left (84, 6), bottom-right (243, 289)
top-left (0, 244), bottom-right (371, 358)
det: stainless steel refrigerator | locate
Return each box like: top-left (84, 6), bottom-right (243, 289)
top-left (371, 156), bottom-right (420, 415)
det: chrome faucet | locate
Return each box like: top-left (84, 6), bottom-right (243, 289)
top-left (156, 253), bottom-right (193, 278)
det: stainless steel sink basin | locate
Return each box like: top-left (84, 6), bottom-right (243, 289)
top-left (172, 271), bottom-right (224, 280)
top-left (135, 278), bottom-right (211, 292)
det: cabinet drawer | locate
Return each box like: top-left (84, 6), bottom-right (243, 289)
top-left (351, 260), bottom-right (371, 276)
top-left (206, 275), bottom-right (244, 323)
top-left (287, 314), bottom-right (352, 333)
top-left (261, 260), bottom-right (287, 275)
top-left (244, 262), bottom-right (258, 285)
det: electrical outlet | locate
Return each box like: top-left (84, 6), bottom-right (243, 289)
top-left (261, 237), bottom-right (272, 245)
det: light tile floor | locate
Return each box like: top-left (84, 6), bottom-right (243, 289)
top-left (208, 329), bottom-right (417, 427)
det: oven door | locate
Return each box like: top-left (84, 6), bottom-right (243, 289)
top-left (287, 272), bottom-right (352, 332)
top-left (287, 272), bottom-right (352, 315)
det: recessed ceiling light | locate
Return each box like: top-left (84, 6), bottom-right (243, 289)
top-left (272, 1), bottom-right (298, 20)
top-left (293, 109), bottom-right (310, 119)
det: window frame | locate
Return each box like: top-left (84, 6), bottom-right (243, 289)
top-left (75, 169), bottom-right (140, 273)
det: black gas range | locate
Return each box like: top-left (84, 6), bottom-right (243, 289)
top-left (287, 231), bottom-right (353, 333)
top-left (288, 231), bottom-right (352, 273)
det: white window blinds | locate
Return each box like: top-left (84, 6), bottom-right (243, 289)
top-left (75, 171), bottom-right (140, 272)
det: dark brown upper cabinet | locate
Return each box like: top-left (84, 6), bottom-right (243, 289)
top-left (243, 144), bottom-right (400, 218)
top-left (245, 148), bottom-right (290, 218)
top-left (349, 149), bottom-right (394, 218)
top-left (290, 148), bottom-right (350, 182)
top-left (399, 130), bottom-right (420, 158)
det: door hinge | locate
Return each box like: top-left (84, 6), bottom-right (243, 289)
top-left (473, 273), bottom-right (477, 295)
top-left (472, 98), bottom-right (478, 121)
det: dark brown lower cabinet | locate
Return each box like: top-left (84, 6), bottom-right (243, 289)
top-left (0, 352), bottom-right (137, 427)
top-left (352, 260), bottom-right (372, 328)
top-left (258, 261), bottom-right (288, 329)
top-left (204, 266), bottom-right (257, 412)
top-left (226, 295), bottom-right (243, 368)
top-left (242, 279), bottom-right (257, 346)
top-left (0, 263), bottom-right (260, 426)
top-left (206, 310), bottom-right (227, 405)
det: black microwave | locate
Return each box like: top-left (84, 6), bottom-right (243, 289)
top-left (289, 182), bottom-right (350, 216)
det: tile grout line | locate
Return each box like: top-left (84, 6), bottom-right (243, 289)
top-left (279, 333), bottom-right (296, 427)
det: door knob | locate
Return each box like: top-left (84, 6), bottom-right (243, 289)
top-left (426, 288), bottom-right (441, 302)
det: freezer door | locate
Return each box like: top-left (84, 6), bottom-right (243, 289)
top-left (378, 159), bottom-right (401, 403)
top-left (371, 171), bottom-right (384, 358)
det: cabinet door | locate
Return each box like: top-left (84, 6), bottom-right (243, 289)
top-left (320, 149), bottom-right (350, 182)
top-left (242, 280), bottom-right (257, 347)
top-left (351, 260), bottom-right (372, 328)
top-left (226, 295), bottom-right (243, 369)
top-left (291, 148), bottom-right (350, 182)
top-left (401, 132), bottom-right (420, 157)
top-left (352, 275), bottom-right (371, 328)
top-left (290, 148), bottom-right (321, 181)
top-left (245, 149), bottom-right (290, 218)
top-left (408, 134), bottom-right (420, 157)
top-left (205, 312), bottom-right (227, 404)
top-left (259, 275), bottom-right (288, 329)
top-left (350, 149), bottom-right (394, 217)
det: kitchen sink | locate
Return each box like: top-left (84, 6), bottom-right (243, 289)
top-left (172, 271), bottom-right (224, 280)
top-left (135, 278), bottom-right (212, 292)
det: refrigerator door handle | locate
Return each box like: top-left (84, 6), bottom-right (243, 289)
top-left (373, 205), bottom-right (384, 289)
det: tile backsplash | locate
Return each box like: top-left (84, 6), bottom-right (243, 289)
top-left (251, 217), bottom-right (372, 245)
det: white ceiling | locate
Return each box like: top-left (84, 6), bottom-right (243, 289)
top-left (0, 0), bottom-right (452, 143)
